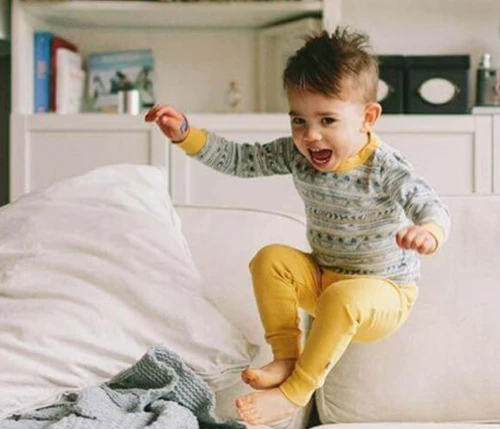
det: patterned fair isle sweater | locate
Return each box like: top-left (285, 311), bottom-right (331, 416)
top-left (176, 128), bottom-right (451, 285)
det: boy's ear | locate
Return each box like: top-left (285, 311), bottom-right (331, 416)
top-left (363, 102), bottom-right (382, 130)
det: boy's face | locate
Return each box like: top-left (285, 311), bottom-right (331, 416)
top-left (286, 87), bottom-right (380, 172)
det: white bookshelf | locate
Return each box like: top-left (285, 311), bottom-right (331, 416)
top-left (20, 1), bottom-right (323, 29)
top-left (9, 0), bottom-right (500, 201)
top-left (11, 0), bottom-right (337, 115)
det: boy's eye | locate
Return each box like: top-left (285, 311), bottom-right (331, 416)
top-left (321, 117), bottom-right (336, 125)
top-left (291, 117), bottom-right (305, 126)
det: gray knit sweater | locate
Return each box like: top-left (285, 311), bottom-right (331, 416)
top-left (179, 130), bottom-right (451, 285)
top-left (1, 347), bottom-right (244, 429)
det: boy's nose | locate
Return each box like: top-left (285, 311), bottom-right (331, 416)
top-left (304, 127), bottom-right (321, 142)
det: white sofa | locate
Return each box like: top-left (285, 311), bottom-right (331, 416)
top-left (178, 196), bottom-right (500, 429)
top-left (0, 165), bottom-right (498, 429)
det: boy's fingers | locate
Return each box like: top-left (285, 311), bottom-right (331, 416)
top-left (397, 226), bottom-right (438, 253)
top-left (155, 105), bottom-right (184, 121)
top-left (144, 109), bottom-right (155, 121)
top-left (417, 243), bottom-right (428, 254)
top-left (417, 238), bottom-right (433, 254)
top-left (145, 104), bottom-right (183, 122)
top-left (144, 104), bottom-right (162, 121)
top-left (401, 229), bottom-right (417, 248)
top-left (157, 115), bottom-right (170, 127)
top-left (146, 103), bottom-right (187, 142)
top-left (410, 233), bottom-right (426, 250)
top-left (157, 114), bottom-right (184, 132)
top-left (418, 242), bottom-right (431, 254)
top-left (396, 228), bottom-right (408, 247)
top-left (155, 109), bottom-right (183, 129)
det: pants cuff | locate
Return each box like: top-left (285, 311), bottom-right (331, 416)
top-left (279, 364), bottom-right (318, 406)
top-left (268, 335), bottom-right (301, 360)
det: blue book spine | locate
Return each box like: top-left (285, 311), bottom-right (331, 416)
top-left (34, 31), bottom-right (53, 113)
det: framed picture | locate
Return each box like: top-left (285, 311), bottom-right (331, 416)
top-left (257, 17), bottom-right (323, 113)
top-left (86, 49), bottom-right (155, 113)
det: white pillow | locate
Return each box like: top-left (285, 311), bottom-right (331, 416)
top-left (0, 164), bottom-right (257, 419)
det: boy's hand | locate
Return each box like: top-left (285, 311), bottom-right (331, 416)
top-left (396, 225), bottom-right (437, 255)
top-left (145, 104), bottom-right (189, 143)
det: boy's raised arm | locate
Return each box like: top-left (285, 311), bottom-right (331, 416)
top-left (146, 104), bottom-right (295, 178)
top-left (184, 129), bottom-right (294, 178)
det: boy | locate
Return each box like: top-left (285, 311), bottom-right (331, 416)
top-left (145, 27), bottom-right (450, 426)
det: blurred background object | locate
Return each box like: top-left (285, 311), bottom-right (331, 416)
top-left (0, 0), bottom-right (11, 206)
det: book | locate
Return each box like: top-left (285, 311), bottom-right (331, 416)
top-left (55, 48), bottom-right (84, 114)
top-left (87, 49), bottom-right (155, 113)
top-left (50, 35), bottom-right (79, 112)
top-left (34, 31), bottom-right (53, 113)
top-left (56, 66), bottom-right (85, 114)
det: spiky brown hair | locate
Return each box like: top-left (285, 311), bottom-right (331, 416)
top-left (283, 27), bottom-right (379, 103)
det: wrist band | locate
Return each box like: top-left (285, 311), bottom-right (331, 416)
top-left (181, 115), bottom-right (189, 133)
top-left (171, 114), bottom-right (190, 144)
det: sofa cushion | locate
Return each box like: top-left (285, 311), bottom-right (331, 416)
top-left (176, 205), bottom-right (312, 429)
top-left (316, 196), bottom-right (500, 423)
top-left (176, 206), bottom-right (310, 345)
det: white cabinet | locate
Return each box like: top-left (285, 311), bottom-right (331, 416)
top-left (10, 113), bottom-right (499, 205)
top-left (170, 114), bottom-right (496, 218)
top-left (171, 114), bottom-right (303, 215)
top-left (375, 115), bottom-right (493, 195)
top-left (10, 114), bottom-right (168, 200)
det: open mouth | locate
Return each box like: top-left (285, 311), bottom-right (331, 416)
top-left (308, 148), bottom-right (333, 167)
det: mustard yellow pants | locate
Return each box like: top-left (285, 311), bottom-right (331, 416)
top-left (250, 244), bottom-right (418, 407)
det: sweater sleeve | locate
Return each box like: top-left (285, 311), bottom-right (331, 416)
top-left (381, 150), bottom-right (451, 248)
top-left (175, 127), bottom-right (295, 177)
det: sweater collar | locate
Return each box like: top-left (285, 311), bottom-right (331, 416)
top-left (334, 132), bottom-right (380, 173)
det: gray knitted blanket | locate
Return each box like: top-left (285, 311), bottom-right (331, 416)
top-left (0, 346), bottom-right (245, 429)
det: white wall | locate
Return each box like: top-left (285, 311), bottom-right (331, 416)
top-left (59, 27), bottom-right (257, 114)
top-left (341, 0), bottom-right (500, 106)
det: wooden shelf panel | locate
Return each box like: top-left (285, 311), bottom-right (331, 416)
top-left (21, 1), bottom-right (323, 29)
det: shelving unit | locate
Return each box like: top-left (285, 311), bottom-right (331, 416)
top-left (9, 0), bottom-right (500, 201)
top-left (8, 0), bottom-right (336, 200)
top-left (20, 1), bottom-right (323, 29)
top-left (11, 0), bottom-right (334, 115)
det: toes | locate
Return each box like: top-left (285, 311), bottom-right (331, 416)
top-left (244, 412), bottom-right (262, 425)
top-left (241, 369), bottom-right (250, 383)
top-left (238, 407), bottom-right (261, 424)
top-left (235, 395), bottom-right (254, 411)
top-left (244, 368), bottom-right (259, 382)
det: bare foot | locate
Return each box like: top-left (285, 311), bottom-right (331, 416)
top-left (235, 388), bottom-right (299, 425)
top-left (241, 359), bottom-right (296, 390)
